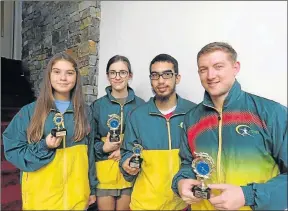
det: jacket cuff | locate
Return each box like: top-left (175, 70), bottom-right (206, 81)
top-left (90, 188), bottom-right (96, 195)
top-left (39, 139), bottom-right (50, 151)
top-left (241, 184), bottom-right (255, 206)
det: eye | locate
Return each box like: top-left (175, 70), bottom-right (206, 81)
top-left (67, 71), bottom-right (75, 75)
top-left (53, 70), bottom-right (60, 74)
top-left (109, 71), bottom-right (116, 75)
top-left (215, 65), bottom-right (223, 70)
top-left (198, 69), bottom-right (206, 73)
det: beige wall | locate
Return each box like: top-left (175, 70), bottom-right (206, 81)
top-left (98, 1), bottom-right (287, 106)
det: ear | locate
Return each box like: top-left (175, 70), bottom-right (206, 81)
top-left (129, 72), bottom-right (133, 80)
top-left (176, 74), bottom-right (181, 85)
top-left (233, 61), bottom-right (240, 76)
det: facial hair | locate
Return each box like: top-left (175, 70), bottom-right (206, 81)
top-left (152, 82), bottom-right (176, 102)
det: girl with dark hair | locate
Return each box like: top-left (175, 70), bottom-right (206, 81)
top-left (2, 52), bottom-right (97, 210)
top-left (90, 55), bottom-right (145, 210)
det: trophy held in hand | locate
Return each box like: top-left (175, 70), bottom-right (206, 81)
top-left (107, 114), bottom-right (121, 142)
top-left (51, 113), bottom-right (67, 137)
top-left (191, 152), bottom-right (215, 199)
top-left (129, 143), bottom-right (143, 169)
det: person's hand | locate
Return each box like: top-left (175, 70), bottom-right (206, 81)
top-left (208, 184), bottom-right (245, 210)
top-left (103, 132), bottom-right (121, 153)
top-left (108, 148), bottom-right (121, 161)
top-left (88, 195), bottom-right (96, 205)
top-left (122, 155), bottom-right (140, 175)
top-left (178, 179), bottom-right (202, 204)
top-left (45, 134), bottom-right (63, 149)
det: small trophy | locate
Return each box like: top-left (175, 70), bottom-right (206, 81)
top-left (107, 114), bottom-right (121, 142)
top-left (191, 152), bottom-right (215, 199)
top-left (129, 143), bottom-right (143, 168)
top-left (51, 113), bottom-right (67, 137)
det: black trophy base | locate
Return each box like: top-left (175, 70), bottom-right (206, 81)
top-left (110, 135), bottom-right (120, 142)
top-left (129, 157), bottom-right (143, 169)
top-left (192, 185), bottom-right (211, 199)
top-left (51, 128), bottom-right (67, 137)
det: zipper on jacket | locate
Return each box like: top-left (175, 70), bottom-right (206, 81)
top-left (217, 110), bottom-right (223, 182)
top-left (150, 113), bottom-right (185, 150)
top-left (203, 103), bottom-right (223, 183)
top-left (61, 113), bottom-right (67, 209)
top-left (166, 120), bottom-right (172, 150)
top-left (111, 99), bottom-right (133, 135)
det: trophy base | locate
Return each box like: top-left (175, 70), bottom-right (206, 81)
top-left (192, 185), bottom-right (211, 199)
top-left (51, 128), bottom-right (67, 137)
top-left (129, 157), bottom-right (143, 168)
top-left (110, 136), bottom-right (120, 142)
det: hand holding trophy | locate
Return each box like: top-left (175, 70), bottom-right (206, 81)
top-left (51, 113), bottom-right (67, 137)
top-left (107, 114), bottom-right (121, 142)
top-left (129, 143), bottom-right (143, 169)
top-left (191, 152), bottom-right (215, 199)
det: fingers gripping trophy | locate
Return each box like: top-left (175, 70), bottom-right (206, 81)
top-left (192, 152), bottom-right (215, 199)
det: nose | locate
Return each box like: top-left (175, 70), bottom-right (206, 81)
top-left (207, 69), bottom-right (216, 80)
top-left (60, 72), bottom-right (67, 80)
top-left (157, 75), bottom-right (165, 84)
top-left (115, 72), bottom-right (121, 80)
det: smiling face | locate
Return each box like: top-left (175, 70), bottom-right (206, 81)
top-left (197, 50), bottom-right (240, 101)
top-left (50, 59), bottom-right (77, 99)
top-left (107, 61), bottom-right (132, 92)
top-left (150, 61), bottom-right (181, 102)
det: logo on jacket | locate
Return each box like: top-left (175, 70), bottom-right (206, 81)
top-left (178, 122), bottom-right (184, 128)
top-left (235, 125), bottom-right (259, 137)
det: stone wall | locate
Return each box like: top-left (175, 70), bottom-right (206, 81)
top-left (22, 1), bottom-right (100, 104)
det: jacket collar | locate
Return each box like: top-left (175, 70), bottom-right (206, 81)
top-left (51, 100), bottom-right (74, 113)
top-left (105, 86), bottom-right (136, 104)
top-left (148, 94), bottom-right (187, 115)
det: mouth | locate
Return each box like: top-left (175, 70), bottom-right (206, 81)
top-left (113, 81), bottom-right (124, 85)
top-left (157, 86), bottom-right (168, 92)
top-left (207, 81), bottom-right (219, 87)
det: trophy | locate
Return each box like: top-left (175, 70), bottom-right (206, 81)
top-left (51, 113), bottom-right (67, 137)
top-left (129, 143), bottom-right (143, 168)
top-left (107, 114), bottom-right (121, 142)
top-left (191, 152), bottom-right (215, 199)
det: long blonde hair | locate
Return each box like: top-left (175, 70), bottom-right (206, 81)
top-left (27, 53), bottom-right (89, 143)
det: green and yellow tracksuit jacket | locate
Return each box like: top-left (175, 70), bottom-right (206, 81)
top-left (2, 101), bottom-right (97, 210)
top-left (120, 95), bottom-right (196, 210)
top-left (90, 86), bottom-right (145, 190)
top-left (172, 80), bottom-right (287, 210)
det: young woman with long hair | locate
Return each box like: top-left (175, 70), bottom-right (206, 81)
top-left (3, 52), bottom-right (97, 210)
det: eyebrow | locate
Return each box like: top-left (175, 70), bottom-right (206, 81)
top-left (109, 69), bottom-right (128, 72)
top-left (52, 68), bottom-right (75, 72)
top-left (151, 69), bottom-right (174, 73)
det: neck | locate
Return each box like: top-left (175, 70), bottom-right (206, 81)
top-left (155, 93), bottom-right (177, 111)
top-left (211, 94), bottom-right (227, 112)
top-left (54, 92), bottom-right (70, 101)
top-left (111, 88), bottom-right (128, 99)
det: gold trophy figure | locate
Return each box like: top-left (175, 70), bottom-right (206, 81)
top-left (51, 113), bottom-right (67, 137)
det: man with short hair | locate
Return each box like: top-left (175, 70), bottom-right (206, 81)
top-left (172, 42), bottom-right (287, 210)
top-left (119, 54), bottom-right (196, 210)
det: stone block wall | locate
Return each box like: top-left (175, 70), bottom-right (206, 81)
top-left (22, 1), bottom-right (100, 104)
